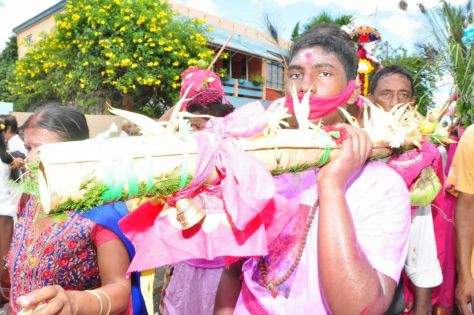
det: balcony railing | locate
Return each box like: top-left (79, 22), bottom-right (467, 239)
top-left (221, 78), bottom-right (263, 99)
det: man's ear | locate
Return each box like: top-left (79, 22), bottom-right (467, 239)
top-left (367, 93), bottom-right (375, 103)
top-left (347, 85), bottom-right (361, 105)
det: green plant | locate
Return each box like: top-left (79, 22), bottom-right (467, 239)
top-left (0, 35), bottom-right (18, 102)
top-left (8, 0), bottom-right (214, 115)
top-left (250, 74), bottom-right (264, 85)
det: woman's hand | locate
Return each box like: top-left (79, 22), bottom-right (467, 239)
top-left (17, 285), bottom-right (75, 315)
top-left (317, 124), bottom-right (372, 188)
top-left (10, 157), bottom-right (25, 171)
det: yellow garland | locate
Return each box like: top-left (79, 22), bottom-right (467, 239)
top-left (358, 59), bottom-right (375, 96)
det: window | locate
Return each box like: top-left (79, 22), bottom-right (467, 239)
top-left (266, 61), bottom-right (284, 90)
top-left (24, 34), bottom-right (33, 45)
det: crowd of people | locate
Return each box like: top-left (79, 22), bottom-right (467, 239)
top-left (0, 23), bottom-right (472, 315)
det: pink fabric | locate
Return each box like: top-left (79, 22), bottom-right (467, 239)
top-left (387, 141), bottom-right (445, 217)
top-left (119, 103), bottom-right (284, 273)
top-left (401, 142), bottom-right (454, 312)
top-left (236, 162), bottom-right (411, 314)
top-left (284, 80), bottom-right (356, 119)
top-left (387, 141), bottom-right (440, 189)
top-left (121, 190), bottom-right (269, 273)
top-left (170, 102), bottom-right (275, 231)
top-left (162, 261), bottom-right (223, 315)
top-left (185, 257), bottom-right (225, 268)
top-left (92, 224), bottom-right (119, 247)
top-left (431, 139), bottom-right (459, 308)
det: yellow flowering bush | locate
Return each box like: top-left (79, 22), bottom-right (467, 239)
top-left (9, 0), bottom-right (214, 114)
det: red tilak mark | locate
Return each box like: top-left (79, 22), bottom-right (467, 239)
top-left (305, 51), bottom-right (312, 62)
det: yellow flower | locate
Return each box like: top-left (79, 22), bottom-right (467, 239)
top-left (83, 61), bottom-right (89, 66)
top-left (71, 14), bottom-right (81, 22)
top-left (172, 61), bottom-right (179, 67)
top-left (137, 16), bottom-right (146, 25)
top-left (120, 59), bottom-right (132, 67)
top-left (80, 83), bottom-right (85, 89)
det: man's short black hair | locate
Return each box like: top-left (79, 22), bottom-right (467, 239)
top-left (289, 24), bottom-right (358, 81)
top-left (369, 65), bottom-right (414, 95)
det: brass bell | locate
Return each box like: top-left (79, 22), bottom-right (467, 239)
top-left (175, 198), bottom-right (206, 230)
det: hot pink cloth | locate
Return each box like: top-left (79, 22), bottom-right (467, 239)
top-left (387, 141), bottom-right (445, 217)
top-left (235, 161), bottom-right (411, 314)
top-left (430, 138), bottom-right (459, 308)
top-left (284, 80), bottom-right (356, 119)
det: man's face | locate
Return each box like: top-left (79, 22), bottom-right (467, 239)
top-left (189, 117), bottom-right (208, 131)
top-left (286, 46), bottom-right (349, 125)
top-left (369, 73), bottom-right (413, 111)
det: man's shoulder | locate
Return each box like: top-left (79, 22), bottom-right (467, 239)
top-left (360, 160), bottom-right (407, 188)
top-left (460, 124), bottom-right (474, 144)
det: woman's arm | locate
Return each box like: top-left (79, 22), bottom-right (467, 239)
top-left (16, 239), bottom-right (131, 315)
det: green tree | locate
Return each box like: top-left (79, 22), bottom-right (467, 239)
top-left (378, 42), bottom-right (442, 116)
top-left (0, 35), bottom-right (18, 102)
top-left (8, 0), bottom-right (214, 115)
top-left (290, 22), bottom-right (300, 42)
top-left (293, 12), bottom-right (352, 41)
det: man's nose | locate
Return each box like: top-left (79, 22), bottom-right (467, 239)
top-left (298, 74), bottom-right (315, 94)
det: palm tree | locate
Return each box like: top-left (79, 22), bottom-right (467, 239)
top-left (301, 12), bottom-right (353, 35)
top-left (413, 0), bottom-right (473, 125)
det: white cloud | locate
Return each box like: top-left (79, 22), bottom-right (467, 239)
top-left (263, 0), bottom-right (468, 16)
top-left (379, 13), bottom-right (424, 41)
top-left (0, 0), bottom-right (58, 50)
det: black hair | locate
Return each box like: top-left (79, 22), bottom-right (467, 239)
top-left (23, 104), bottom-right (89, 141)
top-left (368, 65), bottom-right (414, 95)
top-left (187, 103), bottom-right (235, 118)
top-left (289, 24), bottom-right (358, 80)
top-left (0, 115), bottom-right (19, 134)
top-left (0, 119), bottom-right (13, 165)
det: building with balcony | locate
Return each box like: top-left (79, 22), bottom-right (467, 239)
top-left (13, 0), bottom-right (289, 107)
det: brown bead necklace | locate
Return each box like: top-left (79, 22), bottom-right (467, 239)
top-left (258, 200), bottom-right (318, 297)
